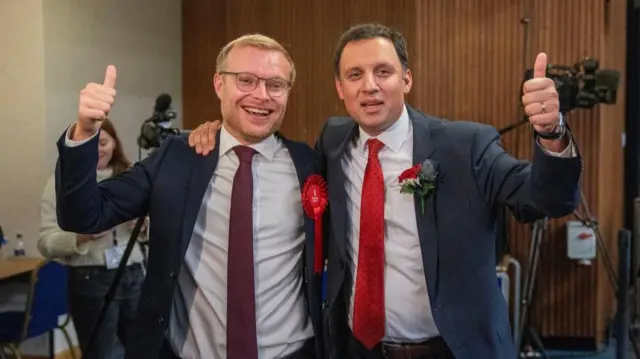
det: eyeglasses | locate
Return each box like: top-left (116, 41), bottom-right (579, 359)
top-left (219, 71), bottom-right (291, 98)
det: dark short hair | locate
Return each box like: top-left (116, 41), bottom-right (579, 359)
top-left (333, 23), bottom-right (409, 77)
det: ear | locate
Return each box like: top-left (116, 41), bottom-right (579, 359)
top-left (403, 69), bottom-right (413, 94)
top-left (334, 76), bottom-right (345, 100)
top-left (213, 73), bottom-right (224, 99)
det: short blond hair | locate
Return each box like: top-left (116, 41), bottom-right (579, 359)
top-left (215, 34), bottom-right (296, 84)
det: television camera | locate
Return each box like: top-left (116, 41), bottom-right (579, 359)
top-left (136, 93), bottom-right (180, 150)
top-left (522, 57), bottom-right (620, 114)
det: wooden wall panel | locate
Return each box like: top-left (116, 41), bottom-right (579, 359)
top-left (182, 0), bottom-right (627, 347)
top-left (182, 0), bottom-right (418, 144)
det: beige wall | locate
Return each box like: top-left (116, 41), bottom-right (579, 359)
top-left (0, 0), bottom-right (181, 355)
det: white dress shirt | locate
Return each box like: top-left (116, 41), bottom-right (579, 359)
top-left (63, 125), bottom-right (313, 359)
top-left (169, 126), bottom-right (313, 359)
top-left (341, 105), bottom-right (574, 343)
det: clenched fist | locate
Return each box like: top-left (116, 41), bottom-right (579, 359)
top-left (73, 65), bottom-right (117, 141)
top-left (521, 53), bottom-right (560, 134)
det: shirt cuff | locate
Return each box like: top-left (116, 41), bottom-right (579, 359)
top-left (64, 123), bottom-right (98, 147)
top-left (538, 139), bottom-right (577, 158)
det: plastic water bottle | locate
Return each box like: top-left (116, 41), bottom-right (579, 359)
top-left (0, 225), bottom-right (6, 247)
top-left (13, 232), bottom-right (25, 257)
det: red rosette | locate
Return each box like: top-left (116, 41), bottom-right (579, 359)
top-left (301, 174), bottom-right (328, 274)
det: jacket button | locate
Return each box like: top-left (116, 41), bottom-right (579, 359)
top-left (157, 317), bottom-right (165, 325)
top-left (322, 300), bottom-right (329, 310)
top-left (169, 272), bottom-right (177, 279)
top-left (338, 260), bottom-right (345, 268)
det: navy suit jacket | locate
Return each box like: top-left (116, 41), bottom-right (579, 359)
top-left (55, 130), bottom-right (325, 359)
top-left (316, 106), bottom-right (582, 359)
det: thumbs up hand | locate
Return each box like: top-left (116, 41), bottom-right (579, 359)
top-left (521, 53), bottom-right (561, 134)
top-left (73, 65), bottom-right (117, 141)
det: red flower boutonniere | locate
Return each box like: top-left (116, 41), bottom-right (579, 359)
top-left (398, 159), bottom-right (438, 215)
top-left (301, 174), bottom-right (328, 274)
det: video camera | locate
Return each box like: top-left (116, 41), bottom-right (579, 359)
top-left (137, 93), bottom-right (180, 150)
top-left (522, 57), bottom-right (620, 113)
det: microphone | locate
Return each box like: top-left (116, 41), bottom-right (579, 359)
top-left (154, 93), bottom-right (172, 113)
top-left (149, 93), bottom-right (177, 125)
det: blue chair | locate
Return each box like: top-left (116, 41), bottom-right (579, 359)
top-left (0, 260), bottom-right (76, 359)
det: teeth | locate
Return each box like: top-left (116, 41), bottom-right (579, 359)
top-left (244, 107), bottom-right (270, 115)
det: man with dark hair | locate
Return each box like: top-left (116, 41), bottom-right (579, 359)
top-left (189, 23), bottom-right (581, 359)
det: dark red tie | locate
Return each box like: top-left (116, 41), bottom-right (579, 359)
top-left (352, 138), bottom-right (386, 349)
top-left (227, 145), bottom-right (258, 359)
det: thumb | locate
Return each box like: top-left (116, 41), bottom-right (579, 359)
top-left (533, 53), bottom-right (547, 78)
top-left (103, 65), bottom-right (117, 88)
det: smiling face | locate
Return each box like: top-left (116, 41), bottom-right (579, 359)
top-left (213, 43), bottom-right (293, 145)
top-left (335, 37), bottom-right (412, 136)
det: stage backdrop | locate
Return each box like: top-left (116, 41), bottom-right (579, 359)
top-left (182, 0), bottom-right (627, 349)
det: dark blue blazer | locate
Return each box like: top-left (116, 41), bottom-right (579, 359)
top-left (55, 130), bottom-right (325, 359)
top-left (316, 106), bottom-right (582, 359)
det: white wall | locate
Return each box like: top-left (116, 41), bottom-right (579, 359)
top-left (0, 0), bottom-right (182, 355)
top-left (43, 0), bottom-right (183, 171)
top-left (0, 0), bottom-right (48, 259)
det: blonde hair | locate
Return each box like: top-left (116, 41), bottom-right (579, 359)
top-left (215, 34), bottom-right (297, 84)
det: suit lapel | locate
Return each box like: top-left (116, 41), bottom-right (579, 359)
top-left (409, 106), bottom-right (441, 302)
top-left (180, 131), bottom-right (221, 256)
top-left (281, 135), bottom-right (316, 284)
top-left (326, 122), bottom-right (359, 262)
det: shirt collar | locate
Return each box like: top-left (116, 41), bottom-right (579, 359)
top-left (357, 104), bottom-right (410, 154)
top-left (219, 124), bottom-right (279, 161)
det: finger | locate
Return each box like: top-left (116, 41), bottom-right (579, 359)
top-left (80, 109), bottom-right (107, 121)
top-left (522, 78), bottom-right (554, 94)
top-left (103, 65), bottom-right (117, 89)
top-left (209, 122), bottom-right (219, 150)
top-left (86, 83), bottom-right (117, 97)
top-left (82, 97), bottom-right (112, 113)
top-left (521, 89), bottom-right (558, 106)
top-left (188, 130), bottom-right (196, 147)
top-left (533, 53), bottom-right (547, 78)
top-left (529, 113), bottom-right (558, 128)
top-left (201, 126), bottom-right (211, 152)
top-left (87, 92), bottom-right (116, 106)
top-left (524, 101), bottom-right (558, 118)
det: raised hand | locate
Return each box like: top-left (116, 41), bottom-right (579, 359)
top-left (522, 53), bottom-right (560, 134)
top-left (188, 120), bottom-right (222, 156)
top-left (74, 65), bottom-right (117, 141)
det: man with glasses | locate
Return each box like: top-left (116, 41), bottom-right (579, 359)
top-left (54, 34), bottom-right (324, 359)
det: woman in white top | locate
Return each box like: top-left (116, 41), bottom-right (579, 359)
top-left (38, 118), bottom-right (146, 359)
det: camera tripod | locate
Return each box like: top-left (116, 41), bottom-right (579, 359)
top-left (515, 187), bottom-right (640, 359)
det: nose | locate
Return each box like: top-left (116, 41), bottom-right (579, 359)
top-left (252, 80), bottom-right (270, 99)
top-left (362, 72), bottom-right (379, 93)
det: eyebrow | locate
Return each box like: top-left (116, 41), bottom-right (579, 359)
top-left (344, 62), bottom-right (395, 73)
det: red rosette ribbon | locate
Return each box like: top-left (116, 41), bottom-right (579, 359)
top-left (301, 174), bottom-right (328, 274)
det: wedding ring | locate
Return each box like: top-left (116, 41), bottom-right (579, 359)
top-left (540, 102), bottom-right (547, 114)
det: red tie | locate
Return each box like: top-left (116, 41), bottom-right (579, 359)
top-left (352, 138), bottom-right (386, 350)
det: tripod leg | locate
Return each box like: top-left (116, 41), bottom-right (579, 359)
top-left (527, 327), bottom-right (549, 359)
top-left (629, 329), bottom-right (640, 358)
top-left (518, 220), bottom-right (546, 354)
